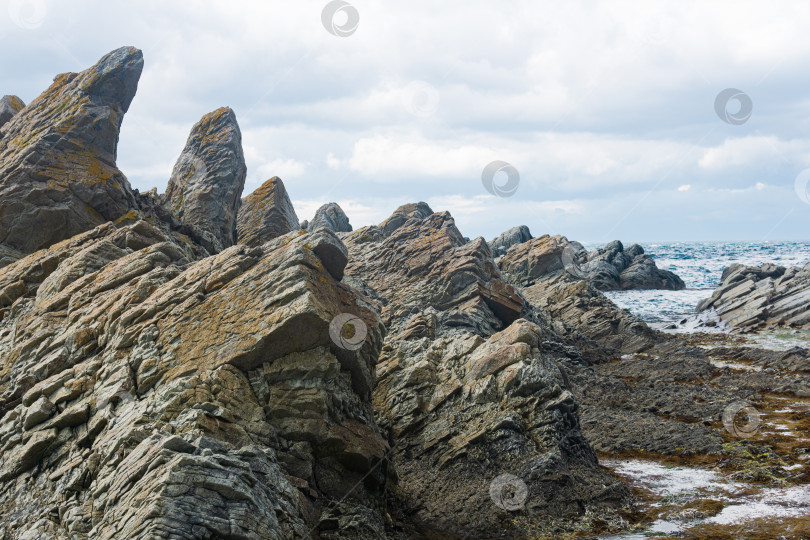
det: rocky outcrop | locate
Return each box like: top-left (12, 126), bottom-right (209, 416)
top-left (698, 262), bottom-right (810, 331)
top-left (307, 202), bottom-right (352, 234)
top-left (378, 201), bottom-right (433, 237)
top-left (342, 206), bottom-right (628, 536)
top-left (583, 240), bottom-right (685, 291)
top-left (0, 219), bottom-right (389, 538)
top-left (236, 177), bottom-right (299, 246)
top-left (489, 225), bottom-right (532, 258)
top-left (163, 107), bottom-right (247, 254)
top-left (0, 95), bottom-right (24, 130)
top-left (491, 228), bottom-right (684, 291)
top-left (10, 44), bottom-right (783, 539)
top-left (498, 234), bottom-right (659, 355)
top-left (0, 47), bottom-right (142, 255)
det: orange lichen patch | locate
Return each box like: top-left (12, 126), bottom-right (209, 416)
top-left (237, 177), bottom-right (286, 230)
top-left (242, 177), bottom-right (283, 213)
top-left (154, 239), bottom-right (362, 387)
top-left (6, 95), bottom-right (25, 111)
top-left (113, 210), bottom-right (141, 225)
top-left (196, 107), bottom-right (236, 147)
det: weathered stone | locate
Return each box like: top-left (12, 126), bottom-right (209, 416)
top-left (0, 244), bottom-right (22, 269)
top-left (163, 107), bottom-right (246, 253)
top-left (0, 95), bottom-right (25, 129)
top-left (586, 240), bottom-right (685, 291)
top-left (378, 201), bottom-right (434, 237)
top-left (0, 216), bottom-right (387, 538)
top-left (498, 234), bottom-right (659, 354)
top-left (341, 205), bottom-right (627, 536)
top-left (489, 225), bottom-right (532, 258)
top-left (0, 47), bottom-right (142, 255)
top-left (236, 176), bottom-right (299, 246)
top-left (23, 396), bottom-right (55, 430)
top-left (0, 429), bottom-right (57, 481)
top-left (307, 202), bottom-right (352, 233)
top-left (698, 261), bottom-right (810, 331)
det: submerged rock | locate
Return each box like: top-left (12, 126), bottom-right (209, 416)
top-left (236, 176), bottom-right (299, 246)
top-left (0, 47), bottom-right (142, 255)
top-left (163, 107), bottom-right (247, 254)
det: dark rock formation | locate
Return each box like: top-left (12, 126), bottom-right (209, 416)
top-left (490, 228), bottom-right (685, 291)
top-left (585, 240), bottom-right (685, 291)
top-left (342, 206), bottom-right (628, 536)
top-left (236, 176), bottom-right (299, 246)
top-left (698, 262), bottom-right (810, 331)
top-left (498, 234), bottom-right (659, 354)
top-left (163, 107), bottom-right (246, 254)
top-left (0, 95), bottom-right (24, 129)
top-left (489, 224), bottom-right (532, 258)
top-left (307, 202), bottom-right (352, 233)
top-left (0, 47), bottom-right (142, 255)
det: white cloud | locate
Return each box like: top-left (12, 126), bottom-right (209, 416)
top-left (4, 0), bottom-right (810, 240)
top-left (698, 136), bottom-right (809, 169)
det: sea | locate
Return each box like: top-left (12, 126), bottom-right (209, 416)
top-left (585, 241), bottom-right (810, 332)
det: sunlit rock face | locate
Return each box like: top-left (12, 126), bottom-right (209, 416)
top-left (0, 47), bottom-right (143, 255)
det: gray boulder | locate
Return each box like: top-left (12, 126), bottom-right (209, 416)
top-left (379, 201), bottom-right (433, 236)
top-left (0, 47), bottom-right (142, 255)
top-left (236, 176), bottom-right (299, 246)
top-left (163, 107), bottom-right (246, 254)
top-left (488, 225), bottom-right (532, 257)
top-left (307, 202), bottom-right (352, 233)
top-left (583, 241), bottom-right (685, 291)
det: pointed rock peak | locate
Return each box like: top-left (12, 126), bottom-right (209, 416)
top-left (196, 106), bottom-right (239, 136)
top-left (380, 201), bottom-right (434, 236)
top-left (163, 107), bottom-right (246, 253)
top-left (0, 48), bottom-right (142, 255)
top-left (78, 46), bottom-right (143, 113)
top-left (0, 95), bottom-right (25, 129)
top-left (393, 201), bottom-right (434, 219)
top-left (236, 176), bottom-right (300, 247)
top-left (308, 202), bottom-right (352, 233)
top-left (489, 225), bottom-right (533, 258)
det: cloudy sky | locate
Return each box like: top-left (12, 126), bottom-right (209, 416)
top-left (3, 0), bottom-right (810, 242)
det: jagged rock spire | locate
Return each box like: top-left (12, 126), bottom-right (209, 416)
top-left (163, 107), bottom-right (247, 253)
top-left (0, 47), bottom-right (143, 254)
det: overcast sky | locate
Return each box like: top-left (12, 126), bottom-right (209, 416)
top-left (4, 0), bottom-right (810, 242)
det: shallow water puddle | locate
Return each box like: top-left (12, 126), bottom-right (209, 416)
top-left (743, 329), bottom-right (810, 351)
top-left (599, 459), bottom-right (810, 538)
top-left (708, 357), bottom-right (762, 371)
